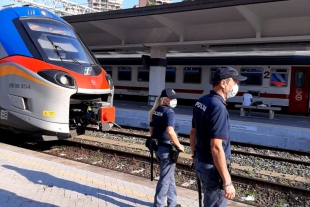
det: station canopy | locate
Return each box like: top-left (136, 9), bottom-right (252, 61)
top-left (63, 0), bottom-right (310, 57)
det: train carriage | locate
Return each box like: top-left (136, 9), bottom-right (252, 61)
top-left (0, 6), bottom-right (115, 139)
top-left (98, 54), bottom-right (310, 114)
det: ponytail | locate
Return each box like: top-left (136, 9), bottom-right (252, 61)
top-left (149, 96), bottom-right (161, 122)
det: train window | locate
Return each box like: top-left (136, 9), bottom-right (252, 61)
top-left (240, 68), bottom-right (263, 86)
top-left (22, 19), bottom-right (95, 65)
top-left (209, 67), bottom-right (219, 84)
top-left (166, 67), bottom-right (176, 83)
top-left (138, 67), bottom-right (149, 82)
top-left (183, 67), bottom-right (201, 84)
top-left (27, 21), bottom-right (75, 37)
top-left (118, 67), bottom-right (131, 81)
top-left (294, 70), bottom-right (306, 88)
top-left (270, 69), bottom-right (288, 87)
top-left (102, 66), bottom-right (112, 77)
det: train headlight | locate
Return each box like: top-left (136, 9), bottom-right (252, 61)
top-left (38, 70), bottom-right (76, 89)
top-left (58, 75), bottom-right (69, 85)
top-left (105, 74), bottom-right (114, 90)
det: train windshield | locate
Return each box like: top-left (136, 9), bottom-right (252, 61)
top-left (22, 19), bottom-right (95, 65)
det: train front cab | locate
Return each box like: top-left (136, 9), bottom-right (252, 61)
top-left (0, 6), bottom-right (115, 139)
top-left (289, 67), bottom-right (310, 114)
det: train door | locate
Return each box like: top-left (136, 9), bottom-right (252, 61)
top-left (289, 67), bottom-right (310, 113)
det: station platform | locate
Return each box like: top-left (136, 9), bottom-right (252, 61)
top-left (114, 100), bottom-right (310, 152)
top-left (0, 142), bottom-right (252, 207)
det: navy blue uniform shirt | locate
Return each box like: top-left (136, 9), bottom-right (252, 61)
top-left (192, 90), bottom-right (231, 163)
top-left (150, 106), bottom-right (176, 144)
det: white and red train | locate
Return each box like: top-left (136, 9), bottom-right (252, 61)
top-left (97, 53), bottom-right (310, 114)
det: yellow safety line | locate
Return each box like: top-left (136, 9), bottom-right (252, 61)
top-left (0, 151), bottom-right (187, 207)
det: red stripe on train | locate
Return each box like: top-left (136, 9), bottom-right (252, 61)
top-left (115, 86), bottom-right (149, 91)
top-left (115, 86), bottom-right (289, 99)
top-left (237, 92), bottom-right (289, 99)
top-left (174, 89), bottom-right (204, 94)
top-left (114, 86), bottom-right (204, 94)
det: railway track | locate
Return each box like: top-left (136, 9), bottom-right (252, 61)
top-left (101, 127), bottom-right (310, 167)
top-left (4, 136), bottom-right (309, 199)
top-left (62, 139), bottom-right (310, 197)
top-left (1, 129), bottom-right (310, 206)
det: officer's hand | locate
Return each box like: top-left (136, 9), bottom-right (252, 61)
top-left (224, 184), bottom-right (235, 200)
top-left (177, 144), bottom-right (184, 152)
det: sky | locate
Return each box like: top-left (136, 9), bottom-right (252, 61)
top-left (1, 0), bottom-right (182, 9)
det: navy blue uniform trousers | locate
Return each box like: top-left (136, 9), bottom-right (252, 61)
top-left (153, 146), bottom-right (177, 207)
top-left (195, 158), bottom-right (228, 207)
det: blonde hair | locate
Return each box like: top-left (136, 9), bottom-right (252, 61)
top-left (149, 96), bottom-right (161, 122)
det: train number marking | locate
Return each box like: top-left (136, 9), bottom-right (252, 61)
top-left (42, 111), bottom-right (56, 117)
top-left (295, 88), bottom-right (303, 101)
top-left (263, 71), bottom-right (270, 79)
top-left (9, 83), bottom-right (30, 89)
top-left (1, 110), bottom-right (8, 120)
top-left (9, 83), bottom-right (19, 88)
top-left (21, 84), bottom-right (30, 89)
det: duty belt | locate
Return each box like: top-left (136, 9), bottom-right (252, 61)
top-left (158, 142), bottom-right (172, 148)
top-left (197, 158), bottom-right (231, 165)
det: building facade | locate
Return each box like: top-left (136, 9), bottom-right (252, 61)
top-left (88, 0), bottom-right (123, 11)
top-left (139, 0), bottom-right (172, 7)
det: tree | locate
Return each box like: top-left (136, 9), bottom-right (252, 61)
top-left (146, 0), bottom-right (156, 6)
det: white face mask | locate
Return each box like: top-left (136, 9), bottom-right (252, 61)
top-left (169, 99), bottom-right (177, 108)
top-left (225, 82), bottom-right (239, 99)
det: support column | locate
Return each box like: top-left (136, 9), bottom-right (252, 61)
top-left (148, 47), bottom-right (167, 106)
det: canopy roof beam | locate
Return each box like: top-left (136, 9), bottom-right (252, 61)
top-left (90, 21), bottom-right (127, 44)
top-left (236, 5), bottom-right (262, 38)
top-left (151, 15), bottom-right (186, 42)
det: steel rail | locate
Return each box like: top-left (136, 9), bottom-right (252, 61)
top-left (0, 135), bottom-right (309, 203)
top-left (60, 139), bottom-right (310, 198)
top-left (96, 128), bottom-right (310, 166)
top-left (109, 125), bottom-right (310, 157)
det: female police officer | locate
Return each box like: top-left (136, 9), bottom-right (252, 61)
top-left (149, 88), bottom-right (185, 207)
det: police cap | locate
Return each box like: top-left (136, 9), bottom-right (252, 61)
top-left (212, 66), bottom-right (247, 83)
top-left (160, 88), bottom-right (179, 99)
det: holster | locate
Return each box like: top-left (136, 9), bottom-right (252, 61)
top-left (145, 138), bottom-right (158, 150)
top-left (170, 145), bottom-right (180, 163)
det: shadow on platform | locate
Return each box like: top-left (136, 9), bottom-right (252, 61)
top-left (0, 188), bottom-right (53, 206)
top-left (3, 165), bottom-right (153, 207)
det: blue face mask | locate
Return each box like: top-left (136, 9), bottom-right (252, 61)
top-left (169, 99), bottom-right (177, 108)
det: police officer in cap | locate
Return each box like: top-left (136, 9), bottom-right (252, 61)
top-left (189, 66), bottom-right (247, 207)
top-left (149, 88), bottom-right (185, 207)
